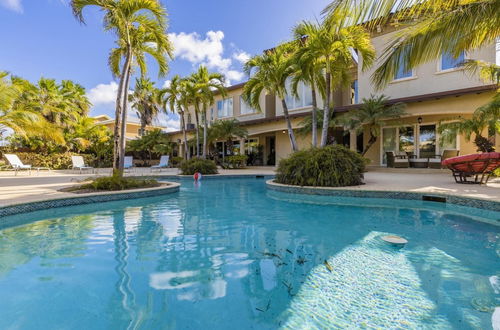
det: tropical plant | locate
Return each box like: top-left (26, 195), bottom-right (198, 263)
top-left (292, 14), bottom-right (375, 146)
top-left (161, 75), bottom-right (189, 159)
top-left (210, 119), bottom-right (248, 156)
top-left (275, 145), bottom-right (367, 187)
top-left (339, 95), bottom-right (407, 156)
top-left (129, 77), bottom-right (162, 135)
top-left (289, 31), bottom-right (326, 147)
top-left (189, 66), bottom-right (226, 159)
top-left (65, 116), bottom-right (111, 153)
top-left (71, 0), bottom-right (173, 174)
top-left (244, 44), bottom-right (299, 151)
top-left (324, 0), bottom-right (500, 88)
top-left (179, 158), bottom-right (218, 175)
top-left (439, 114), bottom-right (496, 153)
top-left (127, 128), bottom-right (172, 164)
top-left (181, 78), bottom-right (202, 157)
top-left (81, 173), bottom-right (159, 191)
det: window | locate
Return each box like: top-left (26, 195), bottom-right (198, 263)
top-left (240, 96), bottom-right (256, 115)
top-left (285, 79), bottom-right (313, 109)
top-left (217, 98), bottom-right (233, 118)
top-left (394, 50), bottom-right (413, 80)
top-left (440, 51), bottom-right (465, 71)
top-left (351, 80), bottom-right (358, 104)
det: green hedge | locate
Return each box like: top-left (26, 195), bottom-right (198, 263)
top-left (224, 155), bottom-right (248, 169)
top-left (275, 145), bottom-right (368, 187)
top-left (180, 158), bottom-right (218, 175)
top-left (81, 175), bottom-right (158, 191)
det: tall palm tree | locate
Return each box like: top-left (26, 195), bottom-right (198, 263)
top-left (211, 119), bottom-right (248, 156)
top-left (243, 44), bottom-right (299, 151)
top-left (129, 78), bottom-right (161, 136)
top-left (323, 0), bottom-right (500, 88)
top-left (161, 75), bottom-right (190, 159)
top-left (293, 15), bottom-right (375, 147)
top-left (71, 0), bottom-right (172, 174)
top-left (339, 95), bottom-right (407, 156)
top-left (189, 66), bottom-right (226, 159)
top-left (290, 30), bottom-right (326, 147)
top-left (181, 79), bottom-right (202, 157)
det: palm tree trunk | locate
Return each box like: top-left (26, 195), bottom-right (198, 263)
top-left (180, 110), bottom-right (189, 160)
top-left (320, 72), bottom-right (331, 147)
top-left (361, 133), bottom-right (377, 156)
top-left (112, 54), bottom-right (130, 173)
top-left (202, 107), bottom-right (208, 159)
top-left (311, 86), bottom-right (318, 147)
top-left (119, 48), bottom-right (133, 173)
top-left (281, 98), bottom-right (298, 152)
top-left (195, 111), bottom-right (200, 157)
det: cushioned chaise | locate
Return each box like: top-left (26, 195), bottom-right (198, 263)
top-left (442, 152), bottom-right (500, 184)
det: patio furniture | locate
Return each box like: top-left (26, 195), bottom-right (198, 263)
top-left (124, 156), bottom-right (134, 172)
top-left (4, 154), bottom-right (50, 175)
top-left (151, 155), bottom-right (169, 172)
top-left (386, 151), bottom-right (409, 168)
top-left (71, 155), bottom-right (94, 174)
top-left (409, 157), bottom-right (429, 168)
top-left (442, 152), bottom-right (500, 184)
top-left (428, 149), bottom-right (459, 169)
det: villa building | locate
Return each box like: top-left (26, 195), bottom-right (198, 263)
top-left (93, 115), bottom-right (166, 140)
top-left (168, 27), bottom-right (499, 166)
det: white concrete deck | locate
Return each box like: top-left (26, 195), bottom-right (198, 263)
top-left (0, 167), bottom-right (498, 207)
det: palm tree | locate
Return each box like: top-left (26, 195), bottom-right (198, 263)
top-left (293, 15), bottom-right (375, 147)
top-left (339, 95), bottom-right (407, 156)
top-left (71, 0), bottom-right (172, 175)
top-left (324, 0), bottom-right (500, 88)
top-left (211, 119), bottom-right (248, 156)
top-left (189, 66), bottom-right (226, 159)
top-left (181, 79), bottom-right (202, 157)
top-left (0, 72), bottom-right (63, 143)
top-left (243, 44), bottom-right (299, 151)
top-left (161, 75), bottom-right (189, 159)
top-left (129, 78), bottom-right (161, 136)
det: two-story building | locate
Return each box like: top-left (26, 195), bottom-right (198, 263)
top-left (93, 115), bottom-right (166, 140)
top-left (168, 27), bottom-right (498, 166)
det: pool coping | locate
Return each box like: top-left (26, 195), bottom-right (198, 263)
top-left (0, 182), bottom-right (180, 217)
top-left (266, 180), bottom-right (500, 212)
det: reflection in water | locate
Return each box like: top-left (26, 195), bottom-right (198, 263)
top-left (0, 178), bottom-right (498, 329)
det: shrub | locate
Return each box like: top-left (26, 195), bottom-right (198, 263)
top-left (275, 145), bottom-right (368, 187)
top-left (225, 155), bottom-right (248, 169)
top-left (81, 174), bottom-right (159, 191)
top-left (180, 158), bottom-right (218, 175)
top-left (171, 156), bottom-right (184, 167)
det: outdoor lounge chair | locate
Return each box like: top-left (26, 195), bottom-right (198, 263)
top-left (151, 155), bottom-right (169, 172)
top-left (442, 152), bottom-right (500, 184)
top-left (71, 155), bottom-right (94, 174)
top-left (386, 151), bottom-right (409, 168)
top-left (428, 149), bottom-right (459, 169)
top-left (4, 154), bottom-right (50, 175)
top-left (124, 156), bottom-right (134, 172)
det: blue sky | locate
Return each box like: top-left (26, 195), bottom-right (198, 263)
top-left (0, 0), bottom-right (330, 130)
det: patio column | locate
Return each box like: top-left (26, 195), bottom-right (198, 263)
top-left (349, 130), bottom-right (357, 152)
top-left (240, 138), bottom-right (245, 155)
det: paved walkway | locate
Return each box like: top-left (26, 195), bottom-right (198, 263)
top-left (0, 167), bottom-right (498, 207)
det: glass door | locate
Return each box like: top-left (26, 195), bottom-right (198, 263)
top-left (418, 124), bottom-right (436, 158)
top-left (382, 127), bottom-right (397, 164)
top-left (399, 126), bottom-right (415, 156)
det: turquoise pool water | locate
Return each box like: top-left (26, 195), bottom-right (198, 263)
top-left (0, 177), bottom-right (499, 329)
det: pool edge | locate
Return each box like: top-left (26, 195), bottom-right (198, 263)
top-left (0, 182), bottom-right (180, 217)
top-left (266, 179), bottom-right (500, 212)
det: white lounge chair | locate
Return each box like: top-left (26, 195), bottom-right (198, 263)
top-left (4, 154), bottom-right (50, 175)
top-left (151, 155), bottom-right (169, 172)
top-left (124, 156), bottom-right (134, 172)
top-left (71, 155), bottom-right (94, 174)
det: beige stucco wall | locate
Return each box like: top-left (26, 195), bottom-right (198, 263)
top-left (358, 30), bottom-right (496, 100)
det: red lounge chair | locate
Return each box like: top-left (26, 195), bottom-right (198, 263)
top-left (442, 152), bottom-right (500, 184)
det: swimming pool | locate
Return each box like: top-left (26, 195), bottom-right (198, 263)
top-left (0, 177), bottom-right (498, 329)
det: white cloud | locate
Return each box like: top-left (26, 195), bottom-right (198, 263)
top-left (168, 30), bottom-right (248, 85)
top-left (162, 80), bottom-right (171, 89)
top-left (233, 51), bottom-right (250, 64)
top-left (87, 82), bottom-right (118, 106)
top-left (156, 113), bottom-right (180, 132)
top-left (0, 0), bottom-right (23, 12)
